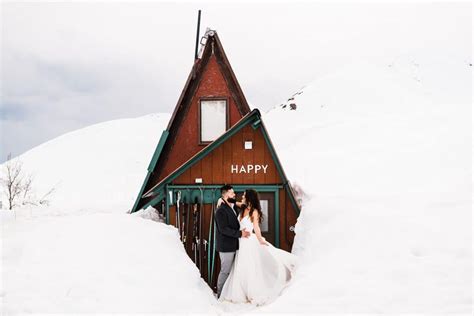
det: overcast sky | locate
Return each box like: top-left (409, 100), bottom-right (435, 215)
top-left (1, 1), bottom-right (471, 163)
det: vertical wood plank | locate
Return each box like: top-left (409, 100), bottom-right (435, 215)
top-left (231, 129), bottom-right (243, 184)
top-left (212, 145), bottom-right (224, 183)
top-left (175, 168), bottom-right (191, 184)
top-left (222, 137), bottom-right (233, 184)
top-left (242, 125), bottom-right (254, 184)
top-left (169, 205), bottom-right (176, 227)
top-left (190, 160), bottom-right (202, 183)
top-left (201, 154), bottom-right (213, 183)
top-left (254, 128), bottom-right (266, 184)
top-left (263, 139), bottom-right (277, 183)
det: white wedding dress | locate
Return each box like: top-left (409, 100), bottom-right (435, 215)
top-left (218, 214), bottom-right (297, 306)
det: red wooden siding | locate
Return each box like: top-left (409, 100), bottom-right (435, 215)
top-left (172, 125), bottom-right (282, 185)
top-left (155, 55), bottom-right (244, 184)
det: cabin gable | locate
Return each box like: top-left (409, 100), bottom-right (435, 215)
top-left (132, 32), bottom-right (251, 212)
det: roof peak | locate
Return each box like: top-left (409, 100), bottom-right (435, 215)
top-left (197, 28), bottom-right (217, 60)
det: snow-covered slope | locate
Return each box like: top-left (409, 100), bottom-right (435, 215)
top-left (260, 60), bottom-right (471, 314)
top-left (1, 113), bottom-right (171, 214)
top-left (265, 60), bottom-right (470, 198)
top-left (1, 59), bottom-right (471, 314)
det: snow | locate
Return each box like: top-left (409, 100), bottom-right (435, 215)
top-left (261, 60), bottom-right (471, 314)
top-left (1, 58), bottom-right (471, 314)
top-left (1, 113), bottom-right (171, 214)
top-left (264, 60), bottom-right (470, 198)
top-left (2, 211), bottom-right (215, 314)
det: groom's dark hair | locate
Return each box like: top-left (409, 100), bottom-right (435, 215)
top-left (220, 184), bottom-right (233, 196)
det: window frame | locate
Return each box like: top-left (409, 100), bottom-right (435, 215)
top-left (198, 97), bottom-right (230, 145)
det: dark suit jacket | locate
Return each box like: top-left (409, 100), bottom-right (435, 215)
top-left (215, 202), bottom-right (242, 252)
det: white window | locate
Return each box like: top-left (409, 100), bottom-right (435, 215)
top-left (200, 99), bottom-right (227, 142)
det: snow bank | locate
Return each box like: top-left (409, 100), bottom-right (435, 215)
top-left (1, 208), bottom-right (216, 314)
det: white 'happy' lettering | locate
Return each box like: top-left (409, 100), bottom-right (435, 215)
top-left (230, 164), bottom-right (269, 174)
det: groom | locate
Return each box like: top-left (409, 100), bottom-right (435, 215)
top-left (214, 184), bottom-right (250, 298)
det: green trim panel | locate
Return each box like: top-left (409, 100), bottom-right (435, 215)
top-left (252, 119), bottom-right (261, 129)
top-left (140, 189), bottom-right (165, 210)
top-left (284, 182), bottom-right (301, 216)
top-left (165, 185), bottom-right (170, 225)
top-left (130, 130), bottom-right (169, 213)
top-left (274, 189), bottom-right (280, 248)
top-left (130, 171), bottom-right (152, 213)
top-left (167, 184), bottom-right (283, 190)
top-left (260, 125), bottom-right (286, 183)
top-left (144, 185), bottom-right (281, 205)
top-left (148, 130), bottom-right (169, 171)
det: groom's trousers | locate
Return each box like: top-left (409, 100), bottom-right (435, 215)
top-left (217, 251), bottom-right (236, 297)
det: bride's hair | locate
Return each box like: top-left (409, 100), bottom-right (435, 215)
top-left (244, 189), bottom-right (264, 224)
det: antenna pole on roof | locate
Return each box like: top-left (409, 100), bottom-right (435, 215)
top-left (194, 10), bottom-right (201, 60)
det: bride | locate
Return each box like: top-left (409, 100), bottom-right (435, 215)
top-left (218, 189), bottom-right (297, 306)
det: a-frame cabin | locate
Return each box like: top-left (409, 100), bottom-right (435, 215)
top-left (130, 30), bottom-right (301, 292)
